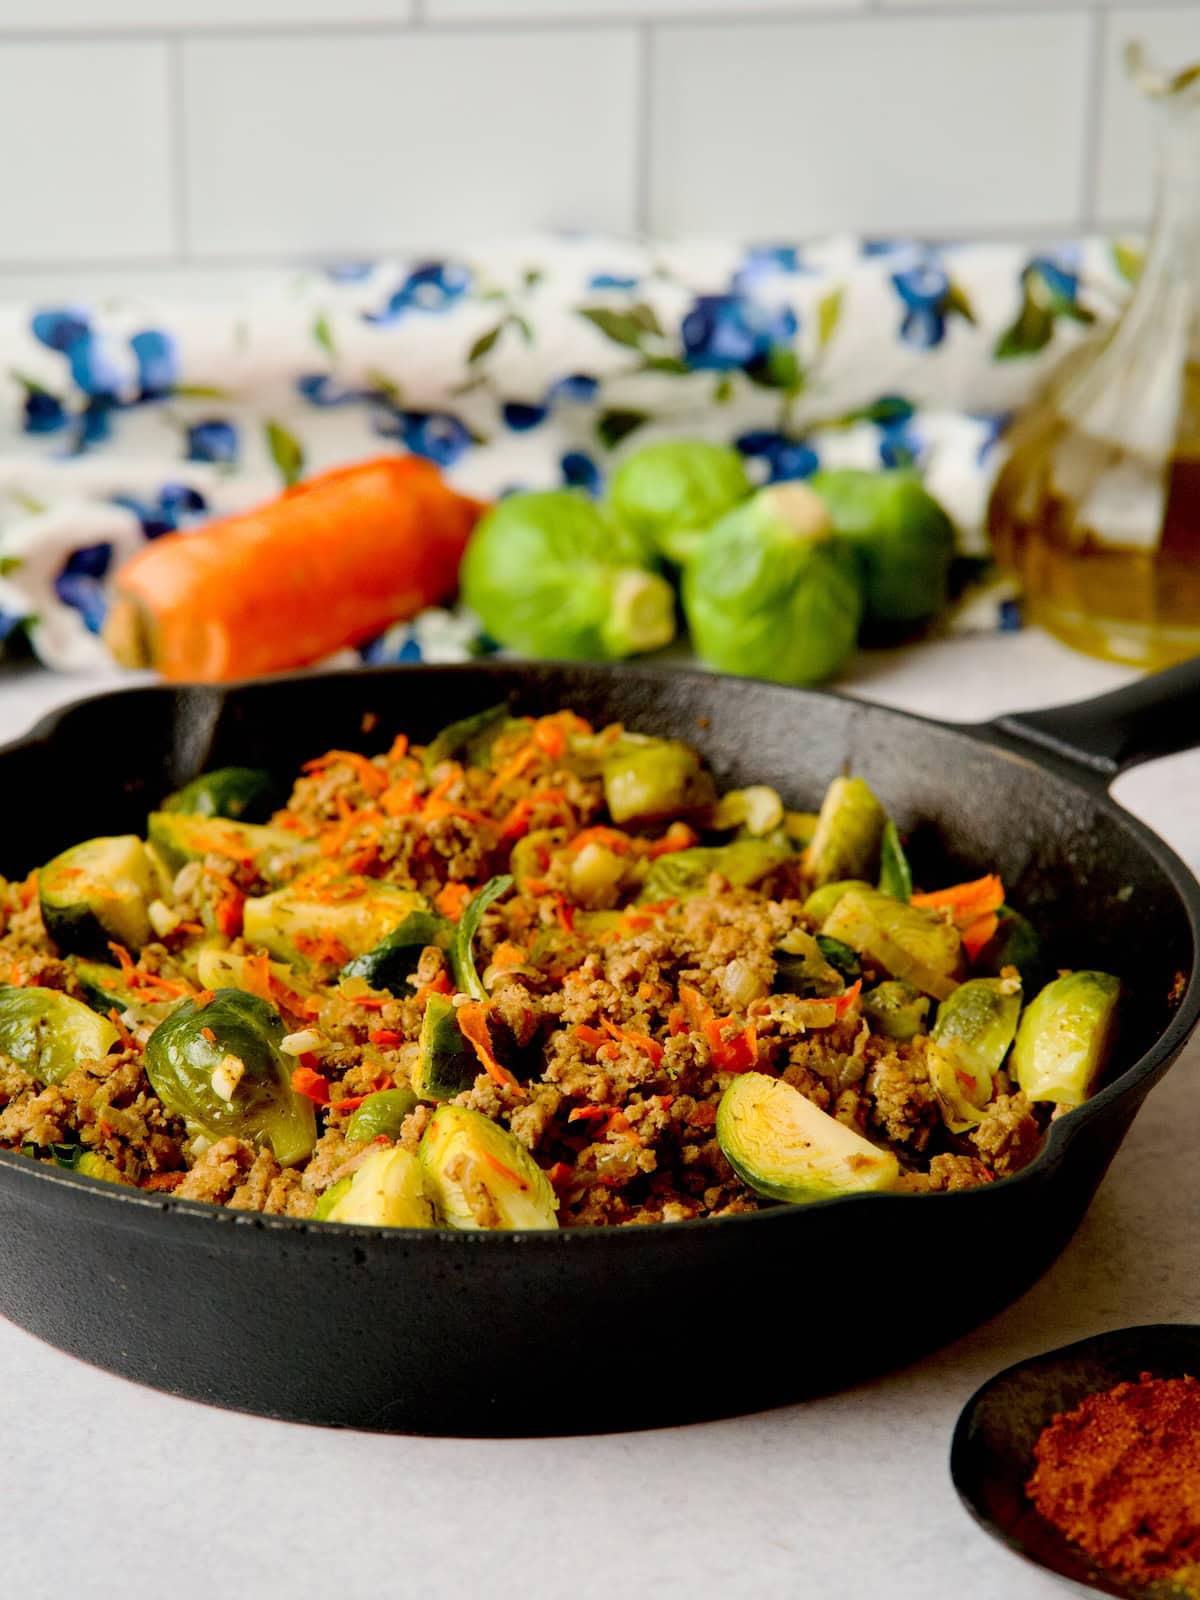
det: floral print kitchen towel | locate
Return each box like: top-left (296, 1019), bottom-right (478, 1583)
top-left (0, 233), bottom-right (1138, 670)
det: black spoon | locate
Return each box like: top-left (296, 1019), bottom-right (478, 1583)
top-left (951, 1324), bottom-right (1200, 1598)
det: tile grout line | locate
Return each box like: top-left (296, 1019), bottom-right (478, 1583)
top-left (1078, 5), bottom-right (1107, 231)
top-left (166, 34), bottom-right (191, 263)
top-left (634, 22), bottom-right (654, 236)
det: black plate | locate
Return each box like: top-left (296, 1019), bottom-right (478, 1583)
top-left (0, 659), bottom-right (1197, 1434)
top-left (951, 1324), bottom-right (1200, 1598)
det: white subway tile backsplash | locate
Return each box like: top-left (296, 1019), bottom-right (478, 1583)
top-left (0, 41), bottom-right (172, 262)
top-left (428, 0), bottom-right (860, 19)
top-left (0, 0), bottom-right (413, 28)
top-left (648, 14), bottom-right (1092, 237)
top-left (181, 29), bottom-right (639, 255)
top-left (1095, 7), bottom-right (1200, 224)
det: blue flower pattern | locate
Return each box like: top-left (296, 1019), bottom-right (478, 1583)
top-left (363, 261), bottom-right (472, 325)
top-left (681, 295), bottom-right (799, 373)
top-left (736, 430), bottom-right (819, 484)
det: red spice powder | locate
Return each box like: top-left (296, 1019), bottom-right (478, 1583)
top-left (1026, 1372), bottom-right (1200, 1591)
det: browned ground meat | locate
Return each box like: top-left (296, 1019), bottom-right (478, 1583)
top-left (0, 708), bottom-right (1064, 1228)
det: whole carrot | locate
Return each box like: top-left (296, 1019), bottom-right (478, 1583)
top-left (104, 455), bottom-right (484, 681)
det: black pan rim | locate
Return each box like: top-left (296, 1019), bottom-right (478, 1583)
top-left (1, 658), bottom-right (1197, 1245)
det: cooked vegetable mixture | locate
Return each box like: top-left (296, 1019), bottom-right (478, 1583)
top-left (0, 707), bottom-right (1121, 1229)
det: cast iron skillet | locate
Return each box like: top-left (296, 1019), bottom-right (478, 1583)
top-left (0, 659), bottom-right (1198, 1436)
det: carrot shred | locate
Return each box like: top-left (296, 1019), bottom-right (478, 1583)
top-left (601, 1017), bottom-right (664, 1066)
top-left (645, 822), bottom-right (700, 858)
top-left (291, 1066), bottom-right (331, 1105)
top-left (192, 989), bottom-right (216, 1009)
top-left (386, 733), bottom-right (409, 763)
top-left (485, 742), bottom-right (539, 803)
top-left (332, 1092), bottom-right (371, 1113)
top-left (368, 1029), bottom-right (403, 1046)
top-left (704, 1016), bottom-right (758, 1073)
top-left (833, 979), bottom-right (863, 1018)
top-left (140, 1171), bottom-right (184, 1192)
top-left (532, 719), bottom-right (567, 760)
top-left (566, 826), bottom-right (632, 857)
top-left (199, 1026), bottom-right (217, 1044)
top-left (963, 912), bottom-right (1000, 962)
top-left (214, 889), bottom-right (245, 938)
top-left (544, 1161), bottom-right (574, 1187)
top-left (381, 778), bottom-right (419, 817)
top-left (573, 1023), bottom-right (607, 1048)
top-left (911, 874), bottom-right (1004, 928)
top-left (491, 941), bottom-right (528, 971)
top-left (677, 984), bottom-right (714, 1034)
top-left (108, 941), bottom-right (137, 982)
top-left (414, 972), bottom-right (453, 1005)
top-left (434, 881), bottom-right (473, 921)
top-left (456, 1002), bottom-right (524, 1095)
top-left (554, 894), bottom-right (575, 933)
top-left (568, 1105), bottom-right (609, 1123)
top-left (108, 1008), bottom-right (135, 1050)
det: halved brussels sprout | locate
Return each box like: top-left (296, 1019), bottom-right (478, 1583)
top-left (412, 993), bottom-right (480, 1102)
top-left (243, 882), bottom-right (428, 967)
top-left (75, 1151), bottom-right (129, 1185)
top-left (602, 738), bottom-right (716, 827)
top-left (40, 834), bottom-right (156, 959)
top-left (510, 829), bottom-right (568, 894)
top-left (0, 986), bottom-right (119, 1085)
top-left (861, 981), bottom-right (930, 1042)
top-left (419, 1105), bottom-right (558, 1230)
top-left (1012, 970), bottom-right (1120, 1108)
top-left (313, 1176), bottom-right (352, 1221)
top-left (423, 704), bottom-right (511, 774)
top-left (783, 811), bottom-right (820, 847)
top-left (345, 1087), bottom-right (420, 1144)
top-left (716, 1072), bottom-right (899, 1203)
top-left (341, 906), bottom-right (453, 996)
top-left (162, 767), bottom-right (278, 822)
top-left (973, 906), bottom-right (1045, 990)
top-left (802, 879), bottom-right (873, 924)
top-left (928, 975), bottom-right (1022, 1131)
top-left (144, 989), bottom-right (316, 1166)
top-left (877, 819), bottom-right (913, 902)
top-left (71, 958), bottom-right (180, 1029)
top-left (147, 812), bottom-right (311, 881)
top-left (821, 887), bottom-right (964, 1000)
top-left (815, 935), bottom-right (861, 985)
top-left (321, 1146), bottom-right (435, 1228)
top-left (712, 786), bottom-right (785, 838)
top-left (195, 947), bottom-right (302, 999)
top-left (807, 776), bottom-right (887, 888)
top-left (772, 928), bottom-right (844, 998)
top-left (641, 839), bottom-right (792, 903)
top-left (450, 876), bottom-right (513, 1001)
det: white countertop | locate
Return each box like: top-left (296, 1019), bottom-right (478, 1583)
top-left (2, 633), bottom-right (1197, 1600)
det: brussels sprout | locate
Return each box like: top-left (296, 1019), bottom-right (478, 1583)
top-left (808, 467), bottom-right (956, 629)
top-left (423, 704), bottom-right (510, 774)
top-left (450, 876), bottom-right (513, 1001)
top-left (773, 928), bottom-right (844, 997)
top-left (341, 907), bottom-right (453, 996)
top-left (320, 1146), bottom-right (435, 1228)
top-left (641, 839), bottom-right (792, 903)
top-left (412, 993), bottom-right (480, 1102)
top-left (0, 986), bottom-right (119, 1085)
top-left (162, 767), bottom-right (278, 822)
top-left (821, 887), bottom-right (964, 1000)
top-left (717, 1072), bottom-right (899, 1204)
top-left (783, 810), bottom-right (820, 846)
top-left (40, 834), bottom-right (156, 959)
top-left (144, 989), bottom-right (316, 1166)
top-left (861, 981), bottom-right (930, 1041)
top-left (712, 786), bottom-right (785, 838)
top-left (75, 1151), bottom-right (129, 1185)
top-left (1012, 970), bottom-right (1120, 1108)
top-left (313, 1177), bottom-right (352, 1221)
top-left (345, 1087), bottom-right (420, 1143)
top-left (973, 906), bottom-right (1045, 990)
top-left (147, 813), bottom-right (311, 881)
top-left (683, 484), bottom-right (864, 685)
top-left (928, 975), bottom-right (1022, 1131)
top-left (71, 958), bottom-right (179, 1029)
top-left (243, 882), bottom-right (428, 967)
top-left (419, 1105), bottom-right (559, 1230)
top-left (461, 490), bottom-right (676, 661)
top-left (510, 829), bottom-right (568, 894)
top-left (802, 879), bottom-right (873, 924)
top-left (807, 776), bottom-right (887, 888)
top-left (602, 738), bottom-right (716, 826)
top-left (815, 936), bottom-right (861, 985)
top-left (878, 819), bottom-right (913, 902)
top-left (608, 440), bottom-right (752, 565)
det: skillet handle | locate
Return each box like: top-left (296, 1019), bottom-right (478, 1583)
top-left (992, 656), bottom-right (1200, 784)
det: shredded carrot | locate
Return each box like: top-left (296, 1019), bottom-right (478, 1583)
top-left (242, 950), bottom-right (273, 1002)
top-left (108, 941), bottom-right (137, 983)
top-left (544, 1161), bottom-right (574, 1187)
top-left (291, 1066), bottom-right (331, 1105)
top-left (491, 941), bottom-right (528, 971)
top-left (963, 912), bottom-right (1000, 962)
top-left (192, 989), bottom-right (215, 1009)
top-left (381, 778), bottom-right (419, 817)
top-left (18, 871), bottom-right (37, 908)
top-left (456, 1002), bottom-right (524, 1095)
top-left (645, 821), bottom-right (700, 858)
top-left (332, 1092), bottom-right (371, 1112)
top-left (677, 984), bottom-right (714, 1034)
top-left (108, 1008), bottom-right (135, 1050)
top-left (667, 1005), bottom-right (686, 1036)
top-left (434, 881), bottom-right (473, 921)
top-left (141, 1171), bottom-right (184, 1192)
top-left (601, 1017), bottom-right (664, 1066)
top-left (598, 1043), bottom-right (620, 1060)
top-left (174, 921), bottom-right (205, 936)
top-left (554, 894), bottom-right (575, 933)
top-left (293, 931), bottom-right (352, 967)
top-left (485, 741), bottom-right (539, 803)
top-left (7, 962), bottom-right (26, 986)
top-left (386, 732), bottom-right (409, 763)
top-left (303, 750), bottom-right (387, 796)
top-left (215, 889), bottom-right (245, 938)
top-left (833, 978), bottom-right (863, 1018)
top-left (200, 1026), bottom-right (217, 1044)
top-left (368, 1029), bottom-right (403, 1046)
top-left (532, 719), bottom-right (567, 760)
top-left (425, 765), bottom-right (464, 806)
top-left (911, 874), bottom-right (1004, 928)
top-left (568, 1105), bottom-right (609, 1122)
top-left (573, 1023), bottom-right (607, 1049)
top-left (566, 826), bottom-right (632, 856)
top-left (499, 787), bottom-right (572, 841)
top-left (601, 1110), bottom-right (641, 1144)
top-left (414, 972), bottom-right (453, 1005)
top-left (480, 1148), bottom-right (530, 1189)
top-left (704, 1016), bottom-right (759, 1073)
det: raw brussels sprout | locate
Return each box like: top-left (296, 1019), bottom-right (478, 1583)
top-left (683, 484), bottom-right (864, 685)
top-left (802, 879), bottom-right (873, 924)
top-left (602, 738), bottom-right (716, 826)
top-left (418, 1105), bottom-right (559, 1230)
top-left (144, 989), bottom-right (316, 1166)
top-left (0, 986), bottom-right (119, 1085)
top-left (928, 975), bottom-right (1022, 1131)
top-left (1013, 970), bottom-right (1120, 1107)
top-left (461, 490), bottom-right (676, 661)
top-left (973, 906), bottom-right (1045, 990)
top-left (321, 1146), bottom-right (435, 1228)
top-left (878, 819), bottom-right (913, 902)
top-left (772, 928), bottom-right (844, 997)
top-left (712, 786), bottom-right (785, 837)
top-left (807, 776), bottom-right (887, 887)
top-left (808, 467), bottom-right (956, 629)
top-left (162, 767), bottom-right (278, 822)
top-left (716, 1072), bottom-right (899, 1204)
top-left (641, 838), bottom-right (792, 903)
top-left (608, 440), bottom-right (752, 565)
top-left (345, 1087), bottom-right (420, 1143)
top-left (821, 887), bottom-right (965, 1000)
top-left (423, 704), bottom-right (510, 774)
top-left (861, 981), bottom-right (930, 1041)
